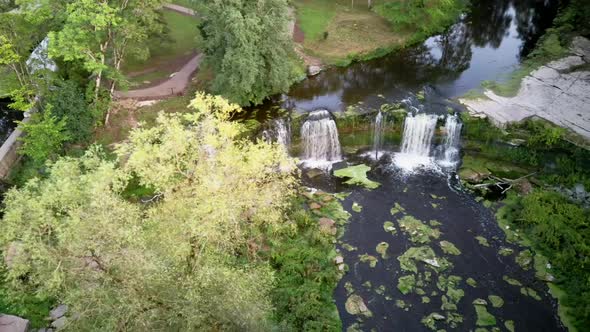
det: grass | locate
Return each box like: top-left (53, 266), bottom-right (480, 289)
top-left (293, 0), bottom-right (409, 65)
top-left (122, 9), bottom-right (201, 85)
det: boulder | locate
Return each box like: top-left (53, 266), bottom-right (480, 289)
top-left (309, 202), bottom-right (322, 210)
top-left (318, 217), bottom-right (337, 235)
top-left (49, 305), bottom-right (68, 320)
top-left (0, 314), bottom-right (29, 332)
top-left (307, 65), bottom-right (321, 76)
top-left (571, 36), bottom-right (590, 59)
top-left (50, 317), bottom-right (66, 330)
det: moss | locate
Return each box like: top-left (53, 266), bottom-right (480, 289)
top-left (488, 295), bottom-right (504, 308)
top-left (398, 246), bottom-right (452, 273)
top-left (344, 282), bottom-right (354, 295)
top-left (467, 278), bottom-right (477, 287)
top-left (399, 216), bottom-right (441, 244)
top-left (334, 192), bottom-right (351, 200)
top-left (383, 221), bottom-right (397, 235)
top-left (421, 312), bottom-right (445, 330)
top-left (439, 240), bottom-right (461, 255)
top-left (376, 242), bottom-right (389, 259)
top-left (359, 254), bottom-right (378, 268)
top-left (397, 275), bottom-right (416, 295)
top-left (504, 320), bottom-right (515, 332)
top-left (515, 250), bottom-right (533, 270)
top-left (333, 164), bottom-right (380, 189)
top-left (498, 247), bottom-right (514, 256)
top-left (362, 281), bottom-right (372, 289)
top-left (502, 275), bottom-right (522, 287)
top-left (474, 304), bottom-right (497, 327)
top-left (475, 236), bottom-right (490, 247)
top-left (342, 243), bottom-right (358, 252)
top-left (395, 299), bottom-right (409, 310)
top-left (429, 219), bottom-right (442, 227)
top-left (390, 202), bottom-right (406, 215)
top-left (375, 285), bottom-right (386, 295)
top-left (352, 202), bottom-right (362, 212)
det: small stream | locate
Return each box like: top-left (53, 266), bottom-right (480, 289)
top-left (258, 0), bottom-right (565, 330)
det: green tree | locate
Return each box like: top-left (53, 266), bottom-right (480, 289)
top-left (200, 0), bottom-right (301, 105)
top-left (1, 93), bottom-right (298, 331)
top-left (17, 108), bottom-right (70, 165)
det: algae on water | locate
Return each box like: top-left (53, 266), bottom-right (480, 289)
top-left (439, 240), bottom-right (461, 255)
top-left (359, 254), bottom-right (378, 268)
top-left (488, 295), bottom-right (504, 308)
top-left (334, 164), bottom-right (380, 189)
top-left (383, 221), bottom-right (397, 235)
top-left (352, 202), bottom-right (362, 212)
top-left (376, 242), bottom-right (389, 259)
top-left (397, 275), bottom-right (416, 295)
top-left (474, 304), bottom-right (497, 327)
top-left (475, 236), bottom-right (490, 247)
top-left (515, 249), bottom-right (533, 270)
top-left (390, 202), bottom-right (406, 215)
top-left (398, 246), bottom-right (452, 273)
top-left (399, 215), bottom-right (441, 244)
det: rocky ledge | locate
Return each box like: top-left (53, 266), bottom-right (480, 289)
top-left (460, 37), bottom-right (590, 140)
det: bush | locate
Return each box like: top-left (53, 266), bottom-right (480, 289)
top-left (17, 108), bottom-right (70, 165)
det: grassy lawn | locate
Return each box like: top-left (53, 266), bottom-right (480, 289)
top-left (293, 0), bottom-right (408, 65)
top-left (123, 8), bottom-right (201, 87)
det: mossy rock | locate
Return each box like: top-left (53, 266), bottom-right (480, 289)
top-left (345, 294), bottom-right (372, 317)
top-left (515, 249), bottom-right (533, 270)
top-left (334, 164), bottom-right (380, 189)
top-left (383, 221), bottom-right (397, 235)
top-left (504, 320), bottom-right (515, 332)
top-left (359, 254), bottom-right (378, 268)
top-left (488, 295), bottom-right (504, 308)
top-left (498, 247), bottom-right (514, 256)
top-left (352, 202), bottom-right (362, 212)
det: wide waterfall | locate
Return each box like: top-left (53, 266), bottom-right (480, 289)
top-left (300, 110), bottom-right (342, 167)
top-left (439, 114), bottom-right (462, 167)
top-left (262, 118), bottom-right (291, 147)
top-left (372, 111), bottom-right (385, 159)
top-left (394, 113), bottom-right (439, 171)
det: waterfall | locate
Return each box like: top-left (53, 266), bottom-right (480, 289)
top-left (262, 118), bottom-right (291, 147)
top-left (439, 114), bottom-right (462, 166)
top-left (372, 111), bottom-right (385, 159)
top-left (394, 113), bottom-right (438, 171)
top-left (400, 113), bottom-right (438, 156)
top-left (300, 110), bottom-right (341, 167)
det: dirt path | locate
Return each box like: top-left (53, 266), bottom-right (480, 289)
top-left (288, 7), bottom-right (322, 68)
top-left (115, 3), bottom-right (200, 100)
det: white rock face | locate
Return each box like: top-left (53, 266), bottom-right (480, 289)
top-left (0, 314), bottom-right (29, 332)
top-left (460, 37), bottom-right (590, 140)
top-left (308, 65), bottom-right (321, 76)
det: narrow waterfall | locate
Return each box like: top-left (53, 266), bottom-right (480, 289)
top-left (400, 113), bottom-right (438, 156)
top-left (440, 114), bottom-right (462, 166)
top-left (262, 118), bottom-right (291, 147)
top-left (301, 110), bottom-right (342, 166)
top-left (372, 111), bottom-right (385, 159)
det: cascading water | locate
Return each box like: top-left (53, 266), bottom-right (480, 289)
top-left (439, 114), bottom-right (462, 167)
top-left (262, 118), bottom-right (291, 147)
top-left (372, 111), bottom-right (385, 159)
top-left (300, 109), bottom-right (342, 168)
top-left (394, 113), bottom-right (439, 171)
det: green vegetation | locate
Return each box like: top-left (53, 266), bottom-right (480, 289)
top-left (488, 295), bottom-right (504, 308)
top-left (333, 164), bottom-right (380, 189)
top-left (399, 215), bottom-right (441, 244)
top-left (439, 240), bottom-right (461, 256)
top-left (397, 275), bottom-right (416, 295)
top-left (474, 303), bottom-right (496, 327)
top-left (201, 0), bottom-right (302, 105)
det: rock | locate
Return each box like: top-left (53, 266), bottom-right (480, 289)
top-left (49, 305), bottom-right (68, 320)
top-left (309, 202), bottom-right (321, 210)
top-left (319, 217), bottom-right (337, 235)
top-left (571, 36), bottom-right (590, 59)
top-left (306, 168), bottom-right (324, 179)
top-left (574, 183), bottom-right (586, 199)
top-left (50, 317), bottom-right (67, 330)
top-left (335, 255), bottom-right (344, 264)
top-left (307, 65), bottom-right (321, 76)
top-left (459, 167), bottom-right (490, 183)
top-left (0, 314), bottom-right (29, 332)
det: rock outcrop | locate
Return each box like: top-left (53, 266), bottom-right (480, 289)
top-left (461, 37), bottom-right (590, 140)
top-left (0, 315), bottom-right (29, 332)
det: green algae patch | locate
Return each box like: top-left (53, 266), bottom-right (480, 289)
top-left (421, 312), bottom-right (445, 330)
top-left (431, 202), bottom-right (439, 208)
top-left (334, 164), bottom-right (380, 189)
top-left (429, 219), bottom-right (442, 227)
top-left (488, 295), bottom-right (504, 308)
top-left (351, 202), bottom-right (362, 212)
top-left (342, 243), bottom-right (357, 252)
top-left (467, 278), bottom-right (477, 287)
top-left (504, 320), bottom-right (515, 332)
top-left (474, 304), bottom-right (497, 326)
top-left (334, 192), bottom-right (351, 200)
top-left (399, 215), bottom-right (441, 244)
top-left (515, 249), bottom-right (533, 270)
top-left (498, 247), bottom-right (514, 256)
top-left (362, 280), bottom-right (372, 289)
top-left (475, 236), bottom-right (490, 247)
top-left (346, 323), bottom-right (362, 332)
top-left (359, 253), bottom-right (378, 268)
top-left (390, 202), bottom-right (406, 215)
top-left (318, 199), bottom-right (351, 225)
top-left (383, 221), bottom-right (397, 235)
top-left (534, 253), bottom-right (555, 282)
top-left (345, 294), bottom-right (372, 317)
top-left (397, 275), bottom-right (416, 295)
top-left (399, 246), bottom-right (452, 273)
top-left (503, 275), bottom-right (522, 286)
top-left (521, 287), bottom-right (541, 301)
top-left (395, 299), bottom-right (410, 310)
top-left (422, 296), bottom-right (431, 303)
top-left (344, 281), bottom-right (354, 295)
top-left (375, 285), bottom-right (386, 295)
top-left (376, 242), bottom-right (389, 259)
top-left (439, 240), bottom-right (461, 255)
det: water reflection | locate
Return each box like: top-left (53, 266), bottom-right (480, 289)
top-left (271, 0), bottom-right (558, 112)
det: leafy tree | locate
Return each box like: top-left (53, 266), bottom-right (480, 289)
top-left (200, 0), bottom-right (301, 105)
top-left (17, 108), bottom-right (70, 165)
top-left (1, 93), bottom-right (299, 331)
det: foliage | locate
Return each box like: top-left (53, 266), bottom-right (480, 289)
top-left (43, 80), bottom-right (95, 142)
top-left (200, 0), bottom-right (301, 105)
top-left (0, 93), bottom-right (305, 330)
top-left (497, 190), bottom-right (590, 331)
top-left (333, 164), bottom-right (380, 189)
top-left (17, 108), bottom-right (70, 165)
top-left (374, 0), bottom-right (466, 36)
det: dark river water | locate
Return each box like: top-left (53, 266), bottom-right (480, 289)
top-left (266, 0), bottom-right (566, 331)
top-left (264, 0), bottom-right (560, 113)
top-left (0, 98), bottom-right (23, 145)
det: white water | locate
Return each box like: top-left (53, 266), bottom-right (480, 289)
top-left (439, 114), bottom-right (463, 167)
top-left (300, 110), bottom-right (342, 168)
top-left (262, 118), bottom-right (291, 147)
top-left (394, 113), bottom-right (439, 171)
top-left (372, 111), bottom-right (385, 159)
